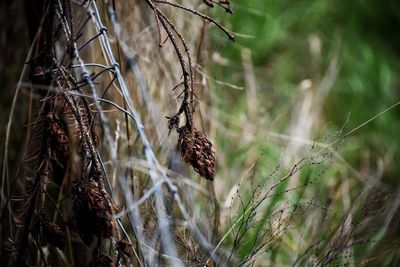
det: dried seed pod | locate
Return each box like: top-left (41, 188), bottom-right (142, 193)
top-left (47, 112), bottom-right (70, 181)
top-left (47, 112), bottom-right (69, 152)
top-left (116, 240), bottom-right (132, 257)
top-left (41, 220), bottom-right (65, 250)
top-left (73, 179), bottom-right (116, 245)
top-left (93, 254), bottom-right (115, 267)
top-left (177, 127), bottom-right (216, 181)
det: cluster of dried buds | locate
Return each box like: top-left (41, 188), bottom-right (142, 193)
top-left (169, 114), bottom-right (216, 181)
top-left (40, 219), bottom-right (65, 250)
top-left (73, 177), bottom-right (117, 246)
top-left (178, 127), bottom-right (216, 180)
top-left (116, 240), bottom-right (133, 258)
top-left (46, 111), bottom-right (70, 183)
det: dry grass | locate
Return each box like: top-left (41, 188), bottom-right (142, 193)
top-left (1, 1), bottom-right (400, 267)
top-left (0, 0), bottom-right (235, 266)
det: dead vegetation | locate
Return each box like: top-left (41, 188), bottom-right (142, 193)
top-left (1, 0), bottom-right (234, 266)
top-left (1, 1), bottom-right (400, 267)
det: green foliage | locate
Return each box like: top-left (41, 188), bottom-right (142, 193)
top-left (209, 0), bottom-right (400, 265)
top-left (212, 0), bottom-right (400, 183)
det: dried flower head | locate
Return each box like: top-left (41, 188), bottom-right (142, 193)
top-left (47, 112), bottom-right (70, 181)
top-left (40, 220), bottom-right (65, 250)
top-left (177, 127), bottom-right (216, 181)
top-left (73, 179), bottom-right (116, 245)
top-left (116, 240), bottom-right (132, 257)
top-left (47, 112), bottom-right (69, 152)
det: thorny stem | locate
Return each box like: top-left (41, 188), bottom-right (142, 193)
top-left (154, 0), bottom-right (235, 41)
top-left (155, 11), bottom-right (195, 111)
top-left (145, 0), bottom-right (234, 133)
top-left (151, 7), bottom-right (192, 130)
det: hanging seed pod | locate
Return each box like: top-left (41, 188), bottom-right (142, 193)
top-left (177, 127), bottom-right (216, 181)
top-left (116, 240), bottom-right (132, 257)
top-left (40, 220), bottom-right (65, 250)
top-left (73, 179), bottom-right (116, 245)
top-left (47, 112), bottom-right (70, 182)
top-left (47, 112), bottom-right (69, 154)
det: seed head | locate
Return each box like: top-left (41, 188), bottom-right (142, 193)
top-left (116, 240), bottom-right (132, 257)
top-left (177, 127), bottom-right (216, 181)
top-left (73, 179), bottom-right (116, 245)
top-left (41, 220), bottom-right (65, 250)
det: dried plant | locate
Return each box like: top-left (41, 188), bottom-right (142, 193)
top-left (177, 127), bottom-right (216, 180)
top-left (3, 1), bottom-right (397, 267)
top-left (73, 176), bottom-right (117, 246)
top-left (147, 0), bottom-right (234, 180)
top-left (1, 0), bottom-right (234, 266)
top-left (40, 218), bottom-right (65, 250)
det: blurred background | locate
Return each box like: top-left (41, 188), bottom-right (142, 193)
top-left (206, 2), bottom-right (400, 264)
top-left (208, 0), bottom-right (400, 186)
top-left (1, 0), bottom-right (400, 266)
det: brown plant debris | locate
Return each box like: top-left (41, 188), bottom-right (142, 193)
top-left (116, 240), bottom-right (132, 257)
top-left (148, 0), bottom-right (233, 182)
top-left (40, 220), bottom-right (65, 250)
top-left (177, 127), bottom-right (216, 181)
top-left (73, 178), bottom-right (116, 246)
top-left (47, 111), bottom-right (70, 181)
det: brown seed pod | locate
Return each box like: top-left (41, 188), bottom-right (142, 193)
top-left (73, 179), bottom-right (116, 245)
top-left (40, 220), bottom-right (65, 250)
top-left (47, 112), bottom-right (69, 152)
top-left (47, 112), bottom-right (70, 182)
top-left (116, 240), bottom-right (132, 257)
top-left (177, 127), bottom-right (216, 181)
